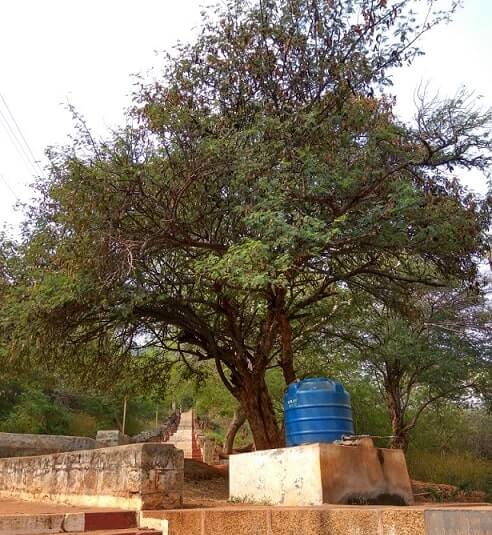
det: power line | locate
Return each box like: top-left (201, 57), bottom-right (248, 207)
top-left (0, 91), bottom-right (43, 176)
top-left (0, 105), bottom-right (38, 178)
top-left (0, 171), bottom-right (19, 202)
top-left (0, 105), bottom-right (38, 176)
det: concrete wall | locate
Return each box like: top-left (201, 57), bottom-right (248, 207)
top-left (229, 443), bottom-right (414, 506)
top-left (319, 442), bottom-right (413, 505)
top-left (0, 432), bottom-right (97, 458)
top-left (0, 443), bottom-right (183, 510)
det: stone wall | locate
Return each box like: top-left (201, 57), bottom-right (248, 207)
top-left (0, 432), bottom-right (97, 458)
top-left (132, 411), bottom-right (179, 444)
top-left (95, 430), bottom-right (130, 448)
top-left (0, 443), bottom-right (183, 510)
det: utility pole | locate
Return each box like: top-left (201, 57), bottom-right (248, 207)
top-left (122, 395), bottom-right (128, 435)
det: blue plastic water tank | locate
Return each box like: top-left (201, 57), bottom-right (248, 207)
top-left (284, 377), bottom-right (354, 446)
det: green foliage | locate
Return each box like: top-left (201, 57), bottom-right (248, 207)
top-left (409, 405), bottom-right (492, 459)
top-left (408, 403), bottom-right (470, 454)
top-left (67, 412), bottom-right (98, 437)
top-left (0, 379), bottom-right (22, 421)
top-left (0, 389), bottom-right (70, 435)
top-left (318, 287), bottom-right (492, 447)
top-left (0, 369), bottom-right (166, 437)
top-left (1, 0), bottom-right (491, 448)
top-left (346, 379), bottom-right (391, 439)
top-left (407, 450), bottom-right (492, 493)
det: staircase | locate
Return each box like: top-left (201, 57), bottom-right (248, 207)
top-left (164, 409), bottom-right (203, 461)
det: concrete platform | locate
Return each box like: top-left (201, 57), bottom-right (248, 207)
top-left (142, 504), bottom-right (492, 535)
top-left (230, 443), bottom-right (414, 506)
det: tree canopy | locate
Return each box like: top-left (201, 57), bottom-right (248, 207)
top-left (1, 0), bottom-right (491, 449)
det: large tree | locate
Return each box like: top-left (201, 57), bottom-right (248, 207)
top-left (2, 0), bottom-right (491, 449)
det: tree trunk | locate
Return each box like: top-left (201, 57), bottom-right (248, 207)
top-left (223, 406), bottom-right (246, 454)
top-left (382, 365), bottom-right (410, 451)
top-left (385, 388), bottom-right (409, 450)
top-left (237, 373), bottom-right (284, 450)
top-left (389, 419), bottom-right (409, 451)
top-left (279, 312), bottom-right (297, 385)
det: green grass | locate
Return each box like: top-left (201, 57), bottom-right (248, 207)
top-left (407, 450), bottom-right (492, 494)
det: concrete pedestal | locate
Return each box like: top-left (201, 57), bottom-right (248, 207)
top-left (229, 443), bottom-right (414, 506)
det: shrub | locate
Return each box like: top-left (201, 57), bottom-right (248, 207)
top-left (67, 412), bottom-right (98, 437)
top-left (407, 450), bottom-right (492, 493)
top-left (0, 389), bottom-right (70, 435)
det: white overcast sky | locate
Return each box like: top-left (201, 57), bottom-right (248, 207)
top-left (0, 0), bottom-right (491, 231)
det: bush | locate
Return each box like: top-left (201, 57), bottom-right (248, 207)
top-left (407, 450), bottom-right (492, 493)
top-left (347, 380), bottom-right (390, 439)
top-left (67, 412), bottom-right (98, 437)
top-left (0, 380), bottom-right (22, 420)
top-left (0, 389), bottom-right (70, 435)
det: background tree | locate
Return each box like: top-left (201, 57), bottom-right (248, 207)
top-left (2, 0), bottom-right (491, 449)
top-left (322, 286), bottom-right (492, 449)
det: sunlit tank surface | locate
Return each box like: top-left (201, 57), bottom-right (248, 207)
top-left (285, 377), bottom-right (354, 446)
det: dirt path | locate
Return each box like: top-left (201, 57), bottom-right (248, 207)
top-left (183, 459), bottom-right (229, 508)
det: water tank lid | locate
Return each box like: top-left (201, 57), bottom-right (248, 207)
top-left (302, 377), bottom-right (329, 382)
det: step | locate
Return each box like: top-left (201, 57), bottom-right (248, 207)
top-left (85, 511), bottom-right (137, 530)
top-left (0, 511), bottom-right (140, 534)
top-left (40, 530), bottom-right (160, 535)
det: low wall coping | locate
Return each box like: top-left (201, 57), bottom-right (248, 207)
top-left (0, 432), bottom-right (97, 458)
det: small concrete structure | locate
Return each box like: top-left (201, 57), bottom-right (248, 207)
top-left (0, 432), bottom-right (97, 458)
top-left (0, 443), bottom-right (183, 510)
top-left (198, 436), bottom-right (217, 465)
top-left (229, 443), bottom-right (414, 506)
